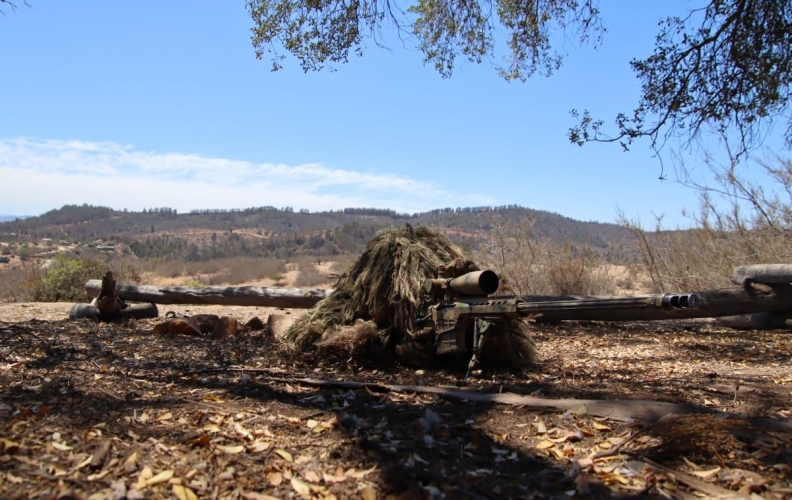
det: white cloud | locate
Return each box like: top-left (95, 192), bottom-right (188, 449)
top-left (0, 137), bottom-right (494, 215)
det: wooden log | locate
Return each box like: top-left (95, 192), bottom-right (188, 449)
top-left (529, 284), bottom-right (792, 322)
top-left (69, 302), bottom-right (159, 321)
top-left (715, 311), bottom-right (791, 330)
top-left (732, 263), bottom-right (792, 285)
top-left (96, 271), bottom-right (120, 317)
top-left (85, 280), bottom-right (331, 309)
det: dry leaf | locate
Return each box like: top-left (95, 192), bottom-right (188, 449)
top-left (274, 449), bottom-right (293, 462)
top-left (592, 422), bottom-right (611, 431)
top-left (345, 465), bottom-right (376, 479)
top-left (303, 470), bottom-right (320, 483)
top-left (322, 472), bottom-right (347, 483)
top-left (548, 447), bottom-right (565, 460)
top-left (159, 412), bottom-right (173, 421)
top-left (52, 441), bottom-right (73, 451)
top-left (360, 486), bottom-right (378, 500)
top-left (188, 435), bottom-right (211, 447)
top-left (75, 455), bottom-right (94, 470)
top-left (172, 484), bottom-right (199, 500)
top-left (87, 470), bottom-right (111, 481)
top-left (535, 421), bottom-right (547, 434)
top-left (217, 445), bottom-right (245, 454)
top-left (203, 424), bottom-right (222, 434)
top-left (681, 456), bottom-right (700, 470)
top-left (535, 440), bottom-right (555, 450)
top-left (242, 492), bottom-right (282, 500)
top-left (691, 467), bottom-right (721, 479)
top-left (234, 422), bottom-right (253, 439)
top-left (267, 471), bottom-right (283, 486)
top-left (249, 441), bottom-right (271, 453)
top-left (603, 473), bottom-right (629, 485)
top-left (306, 419), bottom-right (319, 429)
top-left (135, 466), bottom-right (154, 490)
top-left (124, 451), bottom-right (138, 473)
top-left (291, 476), bottom-right (311, 498)
top-left (5, 473), bottom-right (23, 484)
top-left (218, 467), bottom-right (235, 480)
top-left (146, 470), bottom-right (175, 486)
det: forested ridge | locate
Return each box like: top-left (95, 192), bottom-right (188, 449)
top-left (0, 204), bottom-right (633, 261)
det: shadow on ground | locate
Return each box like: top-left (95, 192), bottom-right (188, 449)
top-left (1, 318), bottom-right (791, 499)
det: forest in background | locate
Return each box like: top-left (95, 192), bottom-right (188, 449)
top-left (0, 203), bottom-right (635, 262)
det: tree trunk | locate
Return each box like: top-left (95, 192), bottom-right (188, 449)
top-left (85, 280), bottom-right (331, 309)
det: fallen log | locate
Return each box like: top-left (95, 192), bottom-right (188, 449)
top-left (69, 302), bottom-right (160, 321)
top-left (85, 280), bottom-right (332, 309)
top-left (71, 272), bottom-right (160, 322)
top-left (715, 311), bottom-right (791, 330)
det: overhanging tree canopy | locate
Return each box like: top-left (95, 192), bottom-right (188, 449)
top-left (247, 0), bottom-right (792, 156)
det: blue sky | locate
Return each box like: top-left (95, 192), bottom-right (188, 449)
top-left (0, 0), bottom-right (772, 226)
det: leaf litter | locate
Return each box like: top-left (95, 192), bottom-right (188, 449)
top-left (0, 315), bottom-right (791, 498)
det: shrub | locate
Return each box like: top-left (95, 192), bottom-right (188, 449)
top-left (24, 253), bottom-right (109, 302)
top-left (0, 268), bottom-right (27, 302)
top-left (478, 217), bottom-right (616, 296)
top-left (294, 262), bottom-right (326, 287)
top-left (622, 154), bottom-right (792, 292)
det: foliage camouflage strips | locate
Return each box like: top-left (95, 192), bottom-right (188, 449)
top-left (284, 225), bottom-right (537, 368)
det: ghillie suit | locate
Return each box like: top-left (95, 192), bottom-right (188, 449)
top-left (284, 225), bottom-right (537, 369)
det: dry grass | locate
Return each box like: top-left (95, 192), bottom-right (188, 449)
top-left (0, 267), bottom-right (27, 302)
top-left (140, 257), bottom-right (287, 286)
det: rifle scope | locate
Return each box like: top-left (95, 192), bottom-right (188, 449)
top-left (424, 270), bottom-right (500, 297)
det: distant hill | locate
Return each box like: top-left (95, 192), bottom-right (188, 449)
top-left (0, 204), bottom-right (637, 262)
top-left (0, 215), bottom-right (29, 222)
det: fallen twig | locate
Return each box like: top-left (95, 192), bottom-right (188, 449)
top-left (639, 456), bottom-right (749, 499)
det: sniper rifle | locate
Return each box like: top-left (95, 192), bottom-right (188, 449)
top-left (416, 269), bottom-right (700, 373)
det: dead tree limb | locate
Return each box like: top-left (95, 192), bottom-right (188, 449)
top-left (85, 280), bottom-right (331, 309)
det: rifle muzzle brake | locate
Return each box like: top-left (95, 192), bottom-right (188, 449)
top-left (660, 293), bottom-right (701, 310)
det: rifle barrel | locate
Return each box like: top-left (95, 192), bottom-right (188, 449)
top-left (516, 293), bottom-right (700, 315)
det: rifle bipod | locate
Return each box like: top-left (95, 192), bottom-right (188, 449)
top-left (463, 319), bottom-right (490, 381)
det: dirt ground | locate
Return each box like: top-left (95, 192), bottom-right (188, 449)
top-left (1, 303), bottom-right (792, 499)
